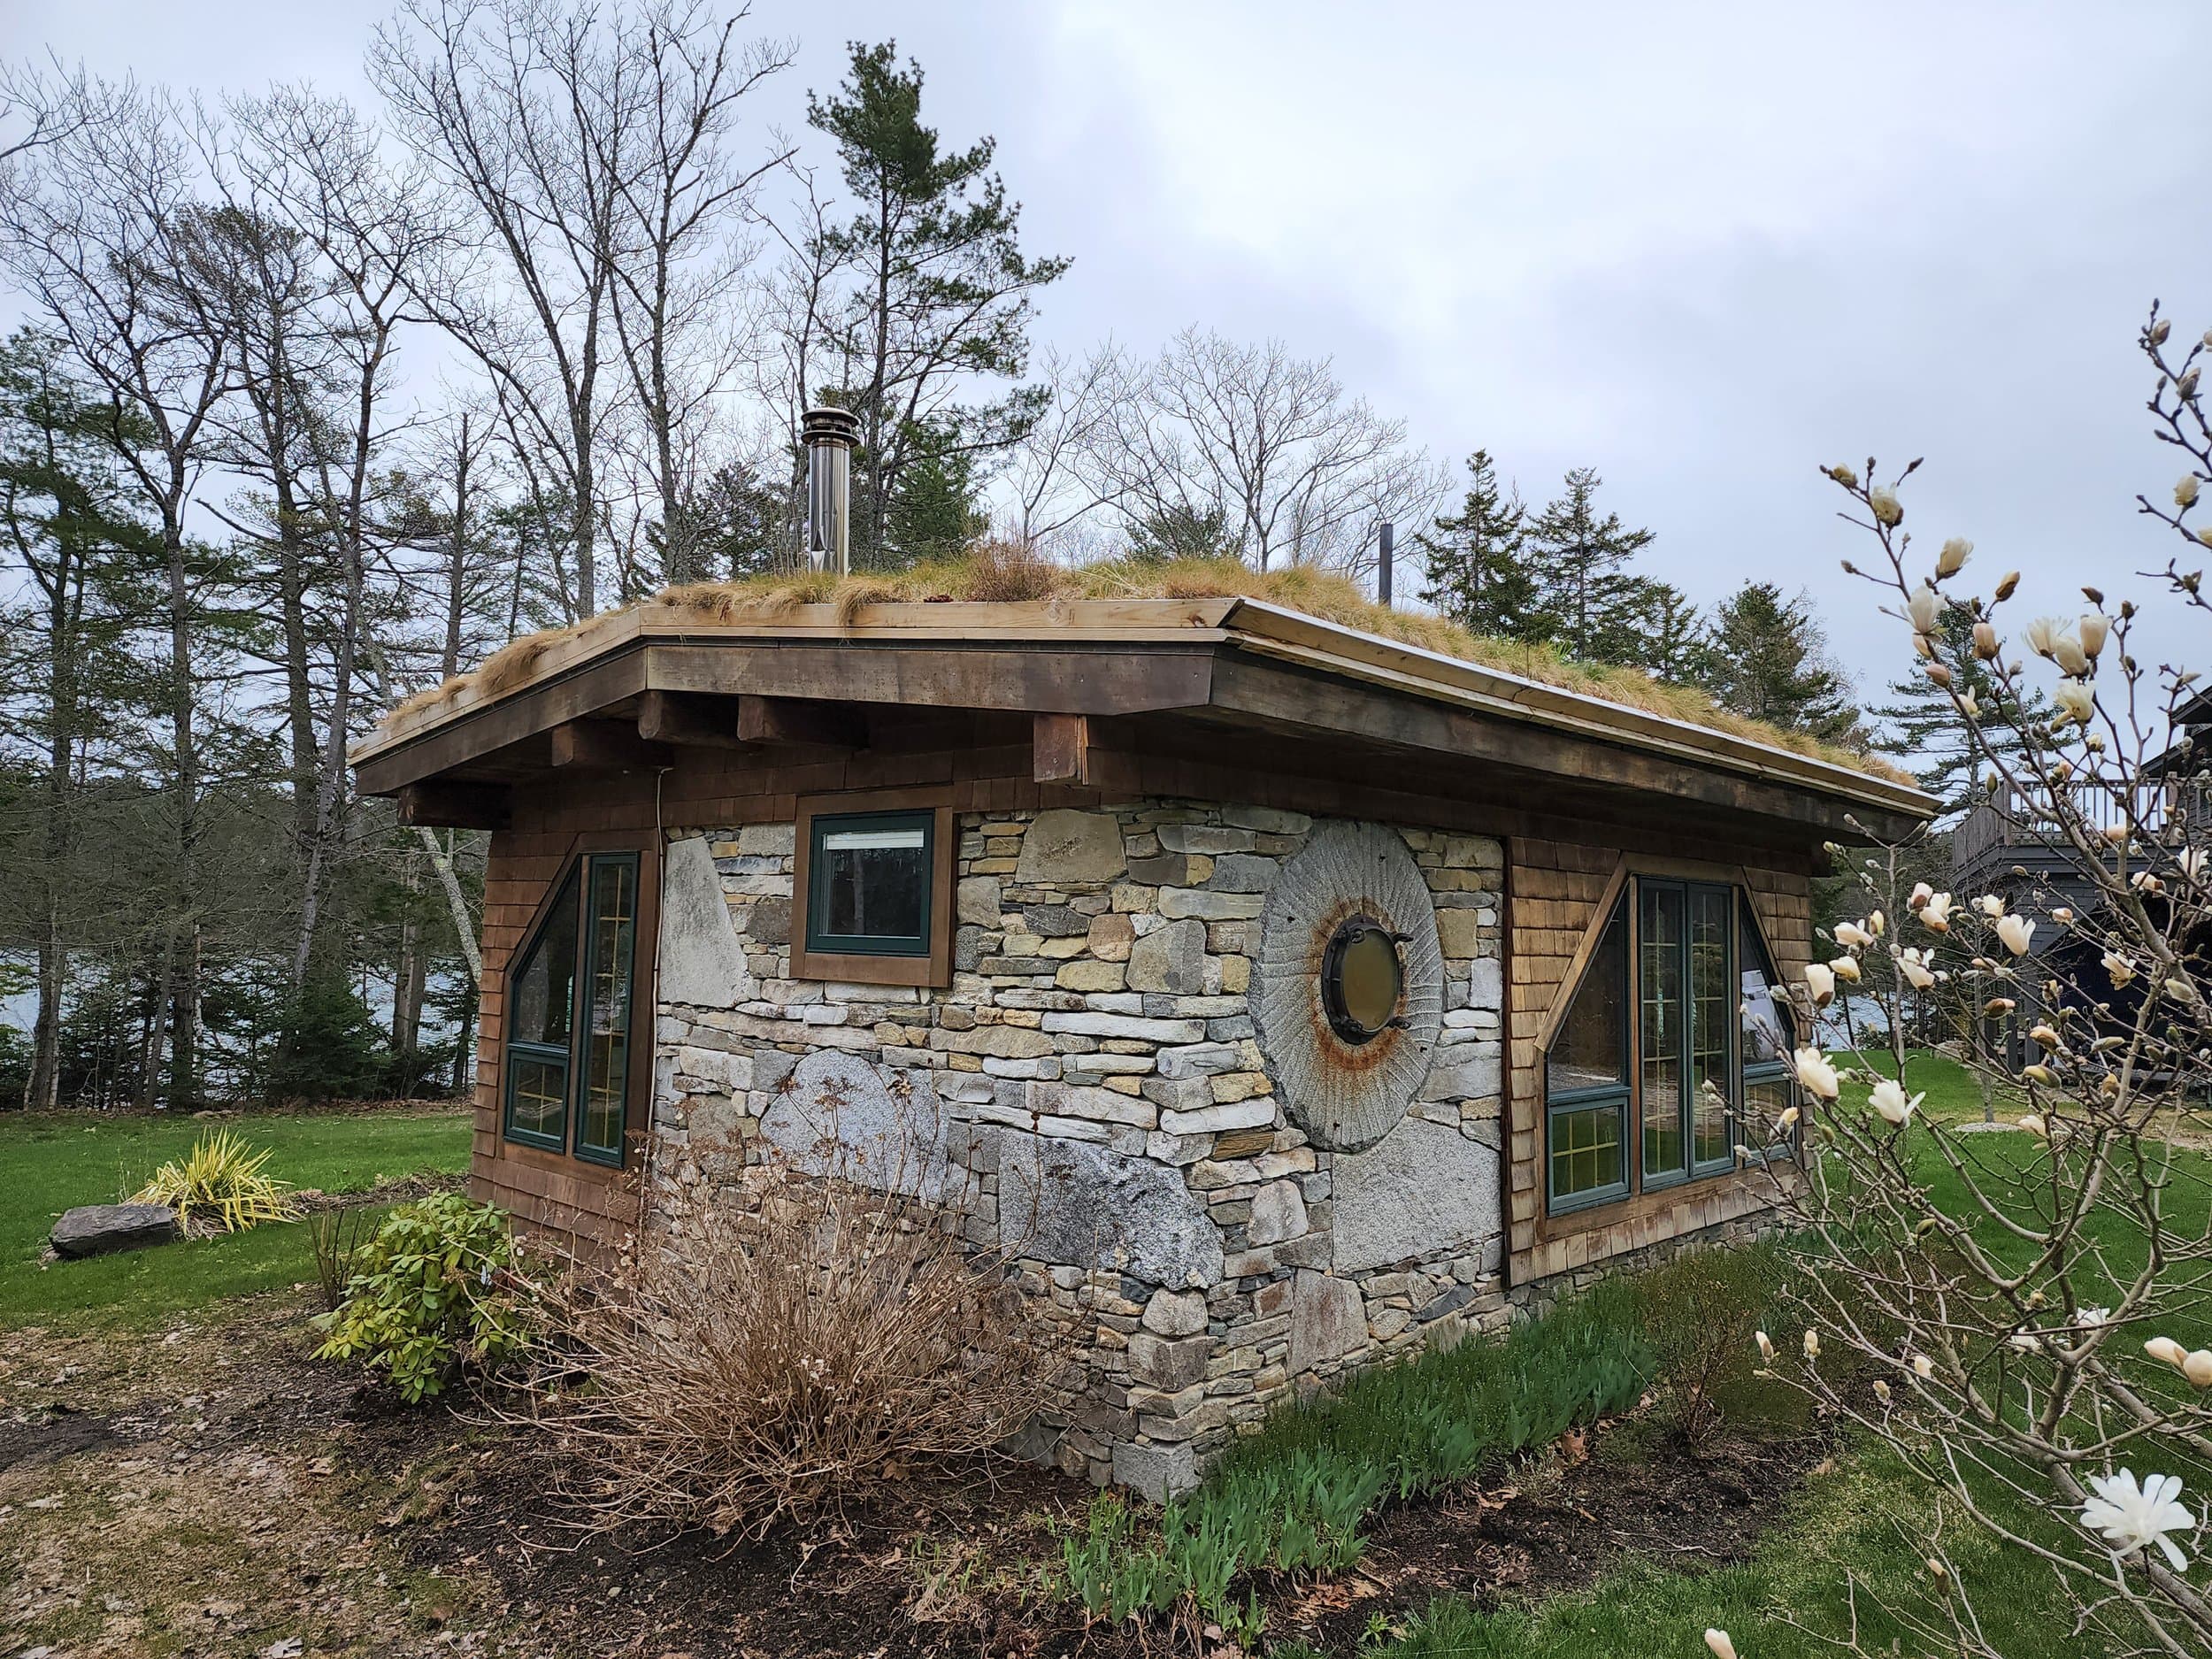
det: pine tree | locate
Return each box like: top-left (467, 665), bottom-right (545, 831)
top-left (1525, 467), bottom-right (1655, 663)
top-left (1630, 578), bottom-right (1717, 684)
top-left (809, 42), bottom-right (1068, 566)
top-left (1703, 581), bottom-right (1865, 747)
top-left (1417, 449), bottom-right (1544, 640)
top-left (1868, 602), bottom-right (2046, 810)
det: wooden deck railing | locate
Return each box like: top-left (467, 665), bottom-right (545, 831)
top-left (1953, 778), bottom-right (2210, 883)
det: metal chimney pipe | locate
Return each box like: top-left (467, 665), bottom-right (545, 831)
top-left (1377, 520), bottom-right (1394, 608)
top-left (801, 405), bottom-right (861, 574)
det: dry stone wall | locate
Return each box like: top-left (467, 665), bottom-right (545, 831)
top-left (650, 801), bottom-right (1507, 1499)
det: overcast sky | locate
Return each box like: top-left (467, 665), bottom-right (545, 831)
top-left (7, 0), bottom-right (2208, 695)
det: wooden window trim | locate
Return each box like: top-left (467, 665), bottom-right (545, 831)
top-left (790, 787), bottom-right (956, 988)
top-left (496, 830), bottom-right (660, 1174)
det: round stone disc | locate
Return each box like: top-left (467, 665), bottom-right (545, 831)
top-left (1248, 821), bottom-right (1443, 1151)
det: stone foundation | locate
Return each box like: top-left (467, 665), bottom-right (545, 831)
top-left (649, 799), bottom-right (1510, 1495)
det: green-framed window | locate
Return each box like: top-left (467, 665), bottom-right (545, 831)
top-left (803, 809), bottom-right (934, 958)
top-left (1547, 900), bottom-right (1632, 1210)
top-left (1544, 879), bottom-right (1797, 1215)
top-left (502, 851), bottom-right (641, 1166)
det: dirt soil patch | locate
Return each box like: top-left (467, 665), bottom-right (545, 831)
top-left (3, 1294), bottom-right (1830, 1659)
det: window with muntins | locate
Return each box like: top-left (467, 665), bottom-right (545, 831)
top-left (502, 851), bottom-right (641, 1166)
top-left (1544, 879), bottom-right (1795, 1215)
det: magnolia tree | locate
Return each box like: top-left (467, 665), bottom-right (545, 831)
top-left (1714, 308), bottom-right (2212, 1659)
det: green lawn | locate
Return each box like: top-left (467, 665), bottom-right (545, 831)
top-left (1275, 1048), bottom-right (2212, 1658)
top-left (1, 1106), bottom-right (472, 1329)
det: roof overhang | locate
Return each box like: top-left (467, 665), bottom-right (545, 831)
top-left (350, 596), bottom-right (1935, 843)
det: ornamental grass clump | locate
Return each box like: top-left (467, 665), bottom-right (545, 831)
top-left (519, 1143), bottom-right (1069, 1548)
top-left (132, 1128), bottom-right (298, 1234)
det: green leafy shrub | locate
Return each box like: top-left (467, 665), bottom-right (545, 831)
top-left (1636, 1241), bottom-right (1784, 1447)
top-left (133, 1128), bottom-right (298, 1233)
top-left (314, 1194), bottom-right (533, 1402)
top-left (1054, 1281), bottom-right (1655, 1640)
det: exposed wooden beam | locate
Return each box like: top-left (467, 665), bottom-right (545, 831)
top-left (735, 694), bottom-right (865, 749)
top-left (396, 780), bottom-right (510, 830)
top-left (1033, 711), bottom-right (1091, 785)
top-left (635, 688), bottom-right (752, 749)
top-left (549, 720), bottom-right (675, 772)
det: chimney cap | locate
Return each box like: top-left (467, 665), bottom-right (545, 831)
top-left (802, 405), bottom-right (862, 449)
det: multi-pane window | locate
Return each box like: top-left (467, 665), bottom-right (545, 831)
top-left (503, 852), bottom-right (641, 1167)
top-left (1545, 879), bottom-right (1795, 1213)
top-left (1547, 906), bottom-right (1630, 1208)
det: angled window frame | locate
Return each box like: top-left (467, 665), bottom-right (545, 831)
top-left (1539, 862), bottom-right (1801, 1219)
top-left (498, 837), bottom-right (657, 1170)
top-left (1543, 894), bottom-right (1633, 1214)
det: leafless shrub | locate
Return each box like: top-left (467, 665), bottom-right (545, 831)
top-left (515, 1119), bottom-right (1067, 1548)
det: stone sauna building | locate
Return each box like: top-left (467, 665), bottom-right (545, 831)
top-left (352, 589), bottom-right (1932, 1496)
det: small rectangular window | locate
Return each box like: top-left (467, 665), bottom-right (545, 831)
top-left (806, 810), bottom-right (934, 957)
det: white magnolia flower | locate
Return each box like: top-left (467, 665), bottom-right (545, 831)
top-left (1909, 880), bottom-right (1934, 909)
top-left (2053, 679), bottom-right (2095, 727)
top-left (2079, 612), bottom-right (2109, 658)
top-left (1835, 919), bottom-right (1875, 949)
top-left (1829, 954), bottom-right (1863, 983)
top-left (2182, 846), bottom-right (2208, 881)
top-left (2020, 1113), bottom-right (2049, 1137)
top-left (1995, 914), bottom-right (2037, 956)
top-left (1776, 1103), bottom-right (1801, 1131)
top-left (1705, 1631), bottom-right (1739, 1659)
top-left (1793, 1045), bottom-right (1841, 1101)
top-left (1936, 536), bottom-right (1973, 578)
top-left (1868, 909), bottom-right (1886, 936)
top-left (2051, 906), bottom-right (2074, 925)
top-left (1803, 1328), bottom-right (1822, 1361)
top-left (2054, 633), bottom-right (2092, 677)
top-left (2024, 616), bottom-right (2062, 657)
top-left (1907, 582), bottom-right (1939, 632)
top-left (1803, 962), bottom-right (1837, 1005)
top-left (2105, 952), bottom-right (2139, 987)
top-left (1870, 1077), bottom-right (1924, 1126)
top-left (1919, 892), bottom-right (1954, 932)
top-left (2009, 1331), bottom-right (2043, 1354)
top-left (2078, 1307), bottom-right (2112, 1330)
top-left (2187, 1349), bottom-right (2212, 1389)
top-left (1976, 894), bottom-right (2006, 918)
top-left (1898, 948), bottom-right (1937, 990)
top-left (2081, 1469), bottom-right (2195, 1571)
top-left (2181, 473), bottom-right (2202, 509)
top-left (1870, 486), bottom-right (1904, 527)
top-left (1755, 1330), bottom-right (1776, 1362)
top-left (1912, 1353), bottom-right (1936, 1379)
top-left (2147, 1335), bottom-right (2189, 1369)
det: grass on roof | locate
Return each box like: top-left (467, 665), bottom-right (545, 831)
top-left (380, 545), bottom-right (1916, 787)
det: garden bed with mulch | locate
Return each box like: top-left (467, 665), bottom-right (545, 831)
top-left (5, 1289), bottom-right (1831, 1659)
top-left (382, 1394), bottom-right (1831, 1658)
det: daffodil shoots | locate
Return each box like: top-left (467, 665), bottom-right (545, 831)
top-left (1761, 318), bottom-right (2212, 1658)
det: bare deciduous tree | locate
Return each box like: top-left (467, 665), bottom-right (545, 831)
top-left (1094, 327), bottom-right (1446, 573)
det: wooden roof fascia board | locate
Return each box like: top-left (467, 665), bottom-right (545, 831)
top-left (354, 634), bottom-right (1221, 796)
top-left (1204, 652), bottom-right (1918, 843)
top-left (353, 597), bottom-right (1239, 761)
top-left (1217, 598), bottom-right (1934, 822)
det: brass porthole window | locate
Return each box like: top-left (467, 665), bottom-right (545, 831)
top-left (1320, 916), bottom-right (1408, 1044)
